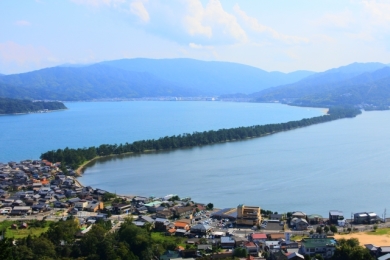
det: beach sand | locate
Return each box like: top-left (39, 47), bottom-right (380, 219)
top-left (334, 232), bottom-right (390, 246)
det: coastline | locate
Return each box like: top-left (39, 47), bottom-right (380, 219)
top-left (0, 108), bottom-right (68, 116)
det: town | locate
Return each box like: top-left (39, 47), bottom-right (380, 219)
top-left (0, 159), bottom-right (389, 260)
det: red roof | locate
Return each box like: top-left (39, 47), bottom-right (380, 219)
top-left (252, 233), bottom-right (267, 239)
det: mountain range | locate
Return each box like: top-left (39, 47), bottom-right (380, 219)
top-left (253, 62), bottom-right (390, 108)
top-left (0, 58), bottom-right (313, 101)
top-left (1, 58), bottom-right (390, 108)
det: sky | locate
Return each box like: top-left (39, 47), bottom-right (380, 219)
top-left (1, 0), bottom-right (390, 74)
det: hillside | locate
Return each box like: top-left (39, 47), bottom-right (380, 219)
top-left (253, 62), bottom-right (390, 108)
top-left (100, 58), bottom-right (315, 95)
top-left (0, 64), bottom-right (200, 101)
top-left (0, 97), bottom-right (67, 114)
top-left (0, 59), bottom-right (314, 100)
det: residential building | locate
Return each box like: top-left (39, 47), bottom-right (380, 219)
top-left (298, 235), bottom-right (337, 259)
top-left (236, 204), bottom-right (261, 226)
top-left (354, 212), bottom-right (378, 224)
top-left (329, 210), bottom-right (344, 225)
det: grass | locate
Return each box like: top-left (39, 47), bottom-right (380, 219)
top-left (151, 232), bottom-right (187, 247)
top-left (0, 220), bottom-right (51, 239)
top-left (290, 234), bottom-right (308, 241)
top-left (366, 227), bottom-right (390, 236)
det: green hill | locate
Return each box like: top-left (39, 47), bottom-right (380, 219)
top-left (253, 62), bottom-right (390, 108)
top-left (0, 97), bottom-right (67, 114)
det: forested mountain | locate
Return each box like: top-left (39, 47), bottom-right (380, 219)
top-left (0, 97), bottom-right (67, 114)
top-left (0, 64), bottom-right (200, 100)
top-left (252, 62), bottom-right (390, 108)
top-left (0, 59), bottom-right (314, 100)
top-left (100, 58), bottom-right (315, 95)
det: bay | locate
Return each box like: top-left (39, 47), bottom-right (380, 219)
top-left (81, 110), bottom-right (390, 217)
top-left (0, 101), bottom-right (322, 162)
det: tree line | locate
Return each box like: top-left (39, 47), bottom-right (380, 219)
top-left (41, 106), bottom-right (362, 169)
top-left (0, 97), bottom-right (67, 114)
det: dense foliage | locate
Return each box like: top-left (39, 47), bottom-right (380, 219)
top-left (0, 97), bottom-right (67, 114)
top-left (331, 238), bottom-right (374, 260)
top-left (0, 217), bottom-right (177, 260)
top-left (41, 107), bottom-right (361, 169)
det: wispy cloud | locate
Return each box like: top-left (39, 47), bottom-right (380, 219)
top-left (130, 0), bottom-right (149, 22)
top-left (15, 20), bottom-right (31, 26)
top-left (0, 41), bottom-right (51, 65)
top-left (71, 0), bottom-right (125, 7)
top-left (233, 4), bottom-right (308, 45)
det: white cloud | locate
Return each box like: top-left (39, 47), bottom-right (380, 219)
top-left (71, 0), bottom-right (125, 7)
top-left (15, 20), bottom-right (31, 26)
top-left (0, 41), bottom-right (52, 67)
top-left (189, 42), bottom-right (213, 50)
top-left (316, 10), bottom-right (355, 29)
top-left (362, 0), bottom-right (390, 25)
top-left (130, 0), bottom-right (149, 23)
top-left (233, 4), bottom-right (308, 44)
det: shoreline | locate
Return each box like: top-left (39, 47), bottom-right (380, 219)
top-left (0, 108), bottom-right (68, 116)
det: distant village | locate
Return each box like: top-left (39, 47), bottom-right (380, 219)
top-left (0, 159), bottom-right (389, 260)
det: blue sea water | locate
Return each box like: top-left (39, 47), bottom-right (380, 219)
top-left (6, 101), bottom-right (389, 217)
top-left (80, 107), bottom-right (390, 217)
top-left (0, 101), bottom-right (322, 162)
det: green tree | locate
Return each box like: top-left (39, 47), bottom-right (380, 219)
top-left (206, 203), bottom-right (214, 210)
top-left (373, 224), bottom-right (378, 232)
top-left (330, 225), bottom-right (338, 233)
top-left (324, 225), bottom-right (330, 233)
top-left (316, 226), bottom-right (323, 234)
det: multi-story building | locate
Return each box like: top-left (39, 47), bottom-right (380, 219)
top-left (236, 204), bottom-right (261, 226)
top-left (299, 235), bottom-right (337, 259)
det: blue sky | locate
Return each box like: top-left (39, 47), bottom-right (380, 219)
top-left (1, 0), bottom-right (390, 74)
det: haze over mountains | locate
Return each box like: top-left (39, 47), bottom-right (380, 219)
top-left (0, 58), bottom-right (313, 101)
top-left (0, 58), bottom-right (390, 108)
top-left (253, 62), bottom-right (390, 108)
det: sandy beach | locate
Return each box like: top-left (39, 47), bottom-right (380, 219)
top-left (334, 232), bottom-right (390, 246)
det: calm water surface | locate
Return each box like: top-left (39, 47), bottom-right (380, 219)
top-left (81, 110), bottom-right (390, 217)
top-left (0, 101), bottom-right (322, 162)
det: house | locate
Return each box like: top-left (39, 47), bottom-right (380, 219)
top-left (159, 250), bottom-right (180, 260)
top-left (307, 214), bottom-right (323, 225)
top-left (291, 218), bottom-right (309, 230)
top-left (270, 214), bottom-right (284, 221)
top-left (172, 206), bottom-right (193, 219)
top-left (75, 200), bottom-right (88, 210)
top-left (251, 233), bottom-right (267, 243)
top-left (155, 218), bottom-right (170, 231)
top-left (197, 244), bottom-right (212, 252)
top-left (190, 223), bottom-right (211, 235)
top-left (156, 209), bottom-right (173, 219)
top-left (113, 203), bottom-right (132, 214)
top-left (365, 244), bottom-right (378, 257)
top-left (221, 236), bottom-right (235, 249)
top-left (298, 235), bottom-right (337, 259)
top-left (10, 206), bottom-right (31, 215)
top-left (236, 204), bottom-right (261, 226)
top-left (174, 221), bottom-right (190, 231)
top-left (329, 210), bottom-right (343, 225)
top-left (354, 212), bottom-right (378, 224)
top-left (291, 211), bottom-right (306, 219)
top-left (86, 201), bottom-right (103, 212)
top-left (377, 246), bottom-right (390, 258)
top-left (244, 241), bottom-right (259, 256)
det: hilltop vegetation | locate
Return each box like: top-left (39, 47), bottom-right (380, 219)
top-left (0, 97), bottom-right (67, 114)
top-left (253, 62), bottom-right (390, 109)
top-left (0, 58), bottom-right (313, 101)
top-left (41, 106), bottom-right (361, 170)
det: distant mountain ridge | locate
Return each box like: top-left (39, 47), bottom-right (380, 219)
top-left (100, 58), bottom-right (315, 95)
top-left (0, 58), bottom-right (314, 101)
top-left (0, 64), bottom-right (200, 100)
top-left (253, 62), bottom-right (390, 108)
